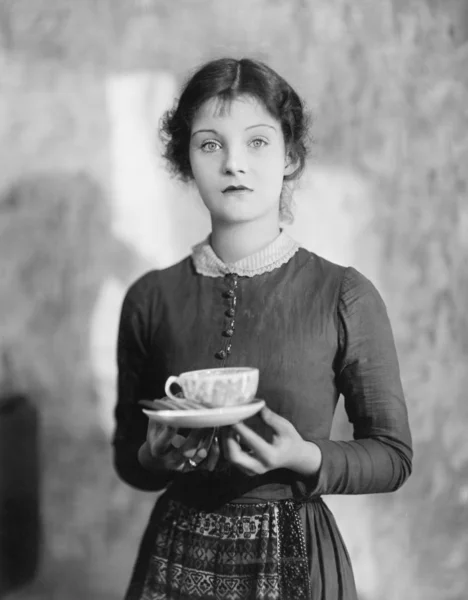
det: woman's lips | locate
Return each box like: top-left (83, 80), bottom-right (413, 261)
top-left (222, 186), bottom-right (253, 193)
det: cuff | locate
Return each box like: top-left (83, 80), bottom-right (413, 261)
top-left (294, 439), bottom-right (347, 499)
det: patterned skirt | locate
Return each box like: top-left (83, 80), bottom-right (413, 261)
top-left (124, 495), bottom-right (357, 600)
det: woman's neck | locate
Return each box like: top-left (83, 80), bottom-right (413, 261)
top-left (210, 219), bottom-right (282, 264)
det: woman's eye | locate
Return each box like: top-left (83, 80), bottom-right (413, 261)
top-left (250, 138), bottom-right (268, 148)
top-left (201, 141), bottom-right (220, 152)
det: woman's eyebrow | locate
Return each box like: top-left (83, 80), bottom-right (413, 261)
top-left (191, 124), bottom-right (276, 138)
top-left (191, 128), bottom-right (218, 138)
top-left (246, 124), bottom-right (277, 131)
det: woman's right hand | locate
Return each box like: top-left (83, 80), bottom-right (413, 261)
top-left (138, 421), bottom-right (219, 472)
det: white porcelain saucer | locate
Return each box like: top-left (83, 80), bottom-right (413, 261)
top-left (142, 399), bottom-right (265, 429)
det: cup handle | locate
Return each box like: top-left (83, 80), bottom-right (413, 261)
top-left (164, 375), bottom-right (181, 401)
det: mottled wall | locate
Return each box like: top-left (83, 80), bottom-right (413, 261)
top-left (1, 1), bottom-right (467, 599)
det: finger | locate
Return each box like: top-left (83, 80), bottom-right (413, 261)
top-left (203, 436), bottom-right (220, 471)
top-left (231, 422), bottom-right (272, 456)
top-left (148, 421), bottom-right (177, 441)
top-left (259, 407), bottom-right (293, 434)
top-left (170, 433), bottom-right (189, 449)
top-left (220, 427), bottom-right (230, 459)
top-left (192, 428), bottom-right (216, 463)
top-left (151, 444), bottom-right (187, 472)
top-left (180, 429), bottom-right (206, 458)
top-left (179, 438), bottom-right (212, 471)
top-left (148, 423), bottom-right (177, 455)
top-left (224, 430), bottom-right (265, 474)
top-left (165, 451), bottom-right (187, 471)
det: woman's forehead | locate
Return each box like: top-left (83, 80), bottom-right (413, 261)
top-left (192, 95), bottom-right (277, 129)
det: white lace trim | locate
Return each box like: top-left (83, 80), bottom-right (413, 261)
top-left (191, 231), bottom-right (301, 278)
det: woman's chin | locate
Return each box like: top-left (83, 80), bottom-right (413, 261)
top-left (210, 203), bottom-right (277, 225)
top-left (211, 207), bottom-right (260, 224)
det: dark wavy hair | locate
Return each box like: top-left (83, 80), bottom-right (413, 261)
top-left (160, 57), bottom-right (312, 221)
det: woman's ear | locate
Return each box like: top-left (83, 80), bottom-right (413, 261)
top-left (284, 150), bottom-right (296, 177)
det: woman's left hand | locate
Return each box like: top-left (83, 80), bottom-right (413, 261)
top-left (223, 406), bottom-right (322, 477)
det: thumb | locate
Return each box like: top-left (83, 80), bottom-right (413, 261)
top-left (261, 406), bottom-right (293, 434)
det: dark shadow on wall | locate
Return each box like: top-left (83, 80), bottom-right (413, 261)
top-left (0, 172), bottom-right (154, 600)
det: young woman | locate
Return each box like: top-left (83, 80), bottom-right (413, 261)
top-left (113, 57), bottom-right (413, 600)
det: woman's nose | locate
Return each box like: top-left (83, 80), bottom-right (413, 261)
top-left (222, 146), bottom-right (247, 174)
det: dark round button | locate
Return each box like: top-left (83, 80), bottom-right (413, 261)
top-left (223, 329), bottom-right (234, 337)
top-left (222, 290), bottom-right (235, 298)
top-left (215, 350), bottom-right (227, 360)
top-left (225, 308), bottom-right (235, 318)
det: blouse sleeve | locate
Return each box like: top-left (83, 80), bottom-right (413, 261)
top-left (298, 266), bottom-right (413, 497)
top-left (112, 276), bottom-right (175, 491)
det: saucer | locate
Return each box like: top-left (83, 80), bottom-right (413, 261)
top-left (142, 399), bottom-right (265, 429)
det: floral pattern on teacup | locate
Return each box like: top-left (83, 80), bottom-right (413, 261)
top-left (177, 368), bottom-right (259, 408)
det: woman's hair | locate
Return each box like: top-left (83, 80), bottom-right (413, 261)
top-left (160, 57), bottom-right (312, 222)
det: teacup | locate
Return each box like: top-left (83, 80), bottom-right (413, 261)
top-left (164, 367), bottom-right (259, 408)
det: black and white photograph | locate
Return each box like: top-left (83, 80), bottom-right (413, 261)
top-left (0, 1), bottom-right (467, 599)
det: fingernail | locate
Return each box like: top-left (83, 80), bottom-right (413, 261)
top-left (183, 448), bottom-right (197, 458)
top-left (171, 434), bottom-right (186, 449)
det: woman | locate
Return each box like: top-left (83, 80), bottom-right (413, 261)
top-left (113, 57), bottom-right (413, 600)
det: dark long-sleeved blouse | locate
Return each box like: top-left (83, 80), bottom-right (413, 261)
top-left (113, 235), bottom-right (413, 508)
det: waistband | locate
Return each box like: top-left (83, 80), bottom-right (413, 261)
top-left (166, 469), bottom-right (320, 511)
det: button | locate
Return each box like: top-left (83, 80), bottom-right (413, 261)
top-left (215, 350), bottom-right (227, 360)
top-left (222, 290), bottom-right (235, 299)
top-left (223, 329), bottom-right (234, 337)
top-left (226, 344), bottom-right (232, 355)
top-left (225, 308), bottom-right (235, 318)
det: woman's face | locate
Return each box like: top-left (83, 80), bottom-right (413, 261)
top-left (189, 94), bottom-right (290, 225)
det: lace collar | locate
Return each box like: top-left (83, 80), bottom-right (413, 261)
top-left (191, 231), bottom-right (300, 278)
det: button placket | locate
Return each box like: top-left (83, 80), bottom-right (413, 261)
top-left (214, 273), bottom-right (239, 362)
